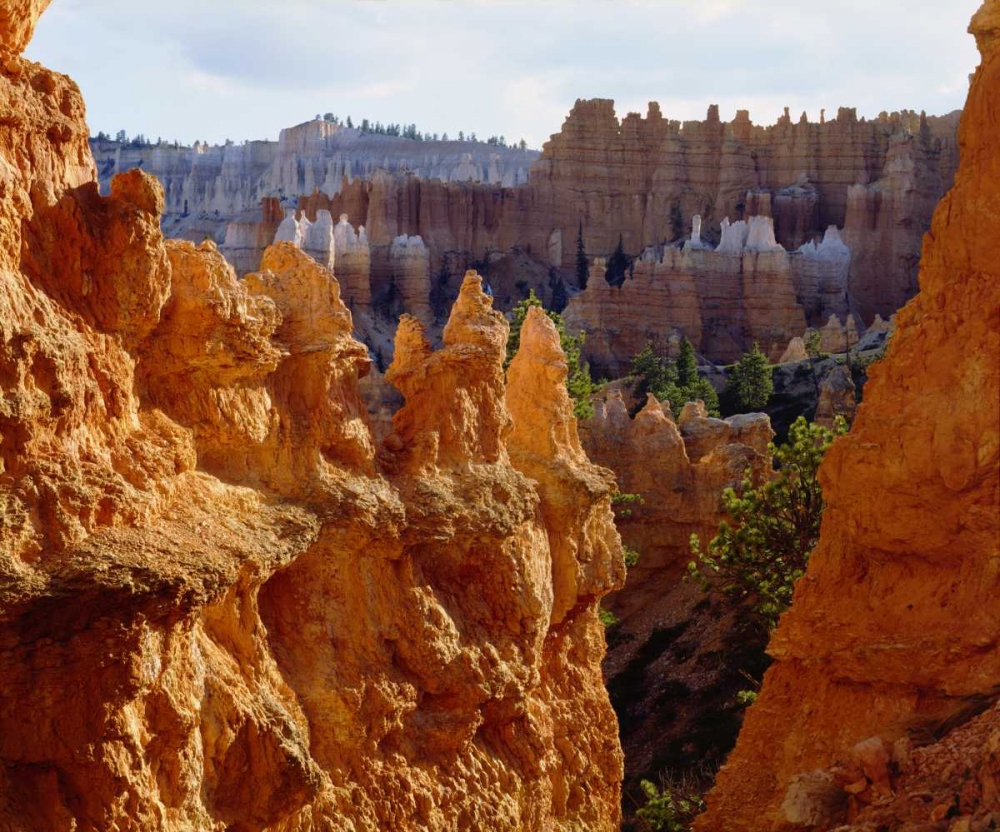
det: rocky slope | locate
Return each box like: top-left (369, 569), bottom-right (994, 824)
top-left (699, 1), bottom-right (1000, 828)
top-left (0, 5), bottom-right (625, 828)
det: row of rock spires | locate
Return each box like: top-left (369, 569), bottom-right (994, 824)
top-left (267, 208), bottom-right (435, 326)
top-left (96, 82), bottom-right (960, 360)
top-left (0, 7), bottom-right (624, 828)
top-left (198, 94), bottom-right (959, 330)
top-left (230, 201), bottom-right (871, 370)
top-left (564, 215), bottom-right (854, 369)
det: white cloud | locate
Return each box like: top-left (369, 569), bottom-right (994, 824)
top-left (25, 0), bottom-right (982, 147)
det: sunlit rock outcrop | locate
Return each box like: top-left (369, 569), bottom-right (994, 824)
top-left (700, 2), bottom-right (1000, 827)
top-left (0, 8), bottom-right (624, 829)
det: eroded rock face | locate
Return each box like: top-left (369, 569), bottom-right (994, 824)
top-left (92, 119), bottom-right (537, 229)
top-left (0, 9), bottom-right (624, 829)
top-left (699, 2), bottom-right (1000, 828)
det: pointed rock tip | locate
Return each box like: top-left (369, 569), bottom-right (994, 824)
top-left (515, 306), bottom-right (565, 365)
top-left (385, 314), bottom-right (431, 383)
top-left (442, 270), bottom-right (508, 351)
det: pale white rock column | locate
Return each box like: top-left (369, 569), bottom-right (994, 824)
top-left (302, 209), bottom-right (335, 271)
top-left (333, 214), bottom-right (372, 310)
top-left (390, 234), bottom-right (433, 326)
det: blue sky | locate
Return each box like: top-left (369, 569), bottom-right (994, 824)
top-left (26, 0), bottom-right (982, 148)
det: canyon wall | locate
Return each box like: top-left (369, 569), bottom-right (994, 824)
top-left (581, 393), bottom-right (773, 573)
top-left (100, 87), bottom-right (958, 369)
top-left (239, 100), bottom-right (958, 368)
top-left (700, 1), bottom-right (1000, 828)
top-left (0, 7), bottom-right (625, 830)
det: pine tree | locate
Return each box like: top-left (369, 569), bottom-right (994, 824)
top-left (727, 343), bottom-right (774, 411)
top-left (575, 222), bottom-right (589, 290)
top-left (689, 416), bottom-right (848, 633)
top-left (628, 340), bottom-right (720, 416)
top-left (677, 338), bottom-right (698, 386)
top-left (604, 234), bottom-right (630, 287)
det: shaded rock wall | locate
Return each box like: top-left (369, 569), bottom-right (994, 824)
top-left (0, 7), bottom-right (625, 829)
top-left (700, 2), bottom-right (1000, 828)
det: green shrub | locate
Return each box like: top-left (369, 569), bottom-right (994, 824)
top-left (623, 546), bottom-right (641, 568)
top-left (688, 416), bottom-right (847, 634)
top-left (599, 609), bottom-right (620, 628)
top-left (612, 491), bottom-right (645, 519)
top-left (636, 780), bottom-right (705, 832)
top-left (804, 330), bottom-right (823, 358)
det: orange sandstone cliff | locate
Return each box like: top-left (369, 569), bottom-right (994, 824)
top-left (699, 2), bottom-right (1000, 829)
top-left (0, 4), bottom-right (625, 828)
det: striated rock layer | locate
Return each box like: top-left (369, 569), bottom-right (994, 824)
top-left (581, 394), bottom-right (773, 571)
top-left (0, 6), bottom-right (625, 829)
top-left (700, 2), bottom-right (1000, 829)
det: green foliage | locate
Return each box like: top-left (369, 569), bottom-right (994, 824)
top-left (804, 330), bottom-right (823, 358)
top-left (548, 268), bottom-right (568, 313)
top-left (628, 341), bottom-right (720, 416)
top-left (604, 234), bottom-right (630, 287)
top-left (576, 221), bottom-right (589, 290)
top-left (736, 690), bottom-right (758, 707)
top-left (623, 546), bottom-right (641, 568)
top-left (506, 291), bottom-right (599, 420)
top-left (636, 780), bottom-right (705, 832)
top-left (611, 491), bottom-right (645, 519)
top-left (726, 343), bottom-right (774, 412)
top-left (599, 609), bottom-right (620, 629)
top-left (677, 338), bottom-right (698, 387)
top-left (688, 416), bottom-right (848, 633)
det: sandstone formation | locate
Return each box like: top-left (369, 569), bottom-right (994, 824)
top-left (532, 100), bottom-right (958, 279)
top-left (580, 392), bottom-right (774, 796)
top-left (387, 234), bottom-right (433, 327)
top-left (581, 393), bottom-right (772, 578)
top-left (813, 312), bottom-right (863, 354)
top-left (779, 337), bottom-right (808, 364)
top-left (333, 213), bottom-right (372, 310)
top-left (0, 8), bottom-right (625, 829)
top-left (100, 88), bottom-right (958, 375)
top-left (700, 2), bottom-right (1000, 828)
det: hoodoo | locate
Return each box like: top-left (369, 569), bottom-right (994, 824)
top-left (700, 1), bottom-right (1000, 828)
top-left (0, 4), bottom-right (624, 828)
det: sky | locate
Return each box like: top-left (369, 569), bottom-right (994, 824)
top-left (26, 0), bottom-right (983, 149)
